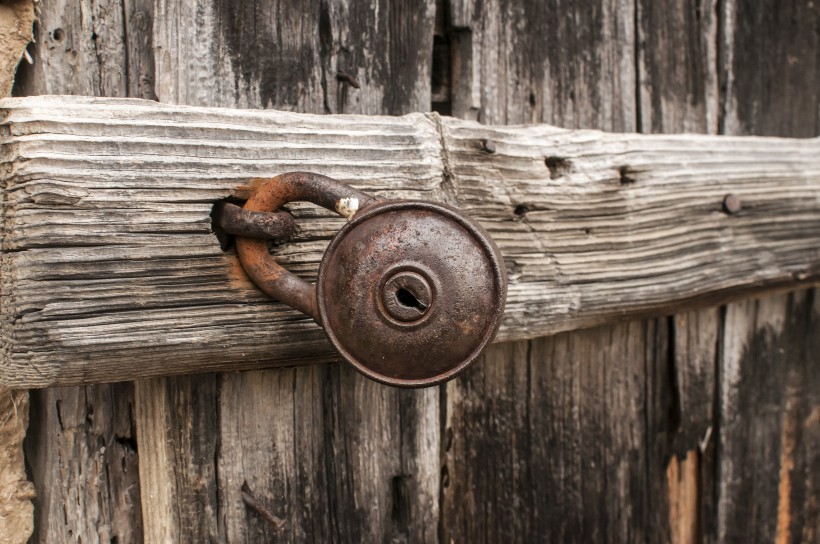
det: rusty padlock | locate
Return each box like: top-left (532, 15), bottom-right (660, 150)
top-left (225, 172), bottom-right (507, 388)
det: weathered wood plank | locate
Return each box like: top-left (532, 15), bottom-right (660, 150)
top-left (636, 0), bottom-right (719, 134)
top-left (153, 0), bottom-right (435, 115)
top-left (214, 365), bottom-right (440, 543)
top-left (447, 0), bottom-right (635, 130)
top-left (133, 374), bottom-right (219, 543)
top-left (718, 293), bottom-right (819, 542)
top-left (443, 325), bottom-right (659, 541)
top-left (12, 2), bottom-right (150, 542)
top-left (137, 2), bottom-right (442, 543)
top-left (0, 95), bottom-right (818, 386)
top-left (26, 383), bottom-right (142, 543)
top-left (716, 1), bottom-right (820, 541)
top-left (438, 3), bottom-right (657, 541)
top-left (636, 1), bottom-right (721, 541)
top-left (722, 0), bottom-right (819, 138)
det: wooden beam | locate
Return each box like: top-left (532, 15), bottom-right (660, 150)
top-left (1, 95), bottom-right (818, 387)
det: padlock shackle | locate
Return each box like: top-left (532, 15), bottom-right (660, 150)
top-left (235, 172), bottom-right (375, 321)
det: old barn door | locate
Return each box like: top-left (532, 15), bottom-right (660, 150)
top-left (11, 0), bottom-right (818, 542)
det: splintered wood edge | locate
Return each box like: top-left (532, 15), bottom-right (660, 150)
top-left (1, 95), bottom-right (819, 386)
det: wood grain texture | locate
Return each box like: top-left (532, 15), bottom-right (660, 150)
top-left (716, 2), bottom-right (820, 541)
top-left (14, 1), bottom-right (148, 542)
top-left (0, 95), bottom-right (818, 386)
top-left (636, 0), bottom-right (719, 134)
top-left (443, 326), bottom-right (661, 541)
top-left (133, 374), bottom-right (219, 543)
top-left (8, 0), bottom-right (818, 542)
top-left (153, 0), bottom-right (435, 114)
top-left (136, 2), bottom-right (442, 542)
top-left (447, 0), bottom-right (636, 130)
top-left (722, 0), bottom-right (819, 138)
top-left (636, 1), bottom-right (721, 540)
top-left (215, 366), bottom-right (440, 543)
top-left (25, 383), bottom-right (142, 543)
top-left (439, 3), bottom-right (657, 541)
top-left (718, 293), bottom-right (819, 542)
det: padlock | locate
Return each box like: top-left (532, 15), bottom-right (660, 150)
top-left (227, 172), bottom-right (507, 388)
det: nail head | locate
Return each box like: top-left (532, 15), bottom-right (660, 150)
top-left (723, 194), bottom-right (741, 214)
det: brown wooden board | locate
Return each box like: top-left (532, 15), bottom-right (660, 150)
top-left (12, 0), bottom-right (152, 541)
top-left (636, 0), bottom-right (721, 540)
top-left (10, 0), bottom-right (819, 541)
top-left (439, 2), bottom-right (658, 541)
top-left (716, 1), bottom-right (820, 541)
top-left (1, 97), bottom-right (819, 387)
top-left (137, 1), bottom-right (441, 542)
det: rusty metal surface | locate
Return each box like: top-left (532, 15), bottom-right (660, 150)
top-left (212, 202), bottom-right (295, 240)
top-left (317, 200), bottom-right (507, 388)
top-left (235, 172), bottom-right (374, 320)
top-left (233, 172), bottom-right (507, 388)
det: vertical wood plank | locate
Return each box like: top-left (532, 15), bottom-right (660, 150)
top-left (440, 1), bottom-right (653, 541)
top-left (666, 309), bottom-right (720, 543)
top-left (448, 0), bottom-right (635, 130)
top-left (123, 0), bottom-right (157, 101)
top-left (26, 384), bottom-right (142, 543)
top-left (443, 325), bottom-right (659, 541)
top-left (17, 1), bottom-right (152, 541)
top-left (717, 2), bottom-right (819, 541)
top-left (153, 0), bottom-right (434, 114)
top-left (722, 0), bottom-right (819, 138)
top-left (635, 1), bottom-right (721, 541)
top-left (719, 294), bottom-right (820, 542)
top-left (134, 375), bottom-right (220, 543)
top-left (636, 0), bottom-right (719, 134)
top-left (139, 1), bottom-right (440, 542)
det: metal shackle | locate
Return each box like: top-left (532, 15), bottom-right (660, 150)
top-left (228, 172), bottom-right (507, 388)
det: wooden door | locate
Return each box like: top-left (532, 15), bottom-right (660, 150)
top-left (10, 0), bottom-right (819, 542)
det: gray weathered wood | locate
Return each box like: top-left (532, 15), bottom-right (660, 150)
top-left (137, 2), bottom-right (442, 542)
top-left (718, 292), bottom-right (820, 542)
top-left (133, 374), bottom-right (219, 543)
top-left (13, 1), bottom-right (150, 542)
top-left (26, 383), bottom-right (141, 543)
top-left (716, 1), bottom-right (820, 541)
top-left (636, 1), bottom-right (721, 540)
top-left (1, 95), bottom-right (819, 386)
top-left (439, 3), bottom-right (657, 541)
top-left (10, 0), bottom-right (818, 542)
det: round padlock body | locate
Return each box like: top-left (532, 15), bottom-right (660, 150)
top-left (316, 200), bottom-right (507, 387)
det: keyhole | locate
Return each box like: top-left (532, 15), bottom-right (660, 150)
top-left (381, 271), bottom-right (433, 324)
top-left (396, 288), bottom-right (427, 311)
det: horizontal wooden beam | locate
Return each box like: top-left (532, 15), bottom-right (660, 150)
top-left (1, 96), bottom-right (818, 387)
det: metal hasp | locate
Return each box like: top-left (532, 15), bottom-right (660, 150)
top-left (225, 172), bottom-right (507, 388)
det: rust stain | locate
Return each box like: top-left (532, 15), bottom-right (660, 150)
top-left (224, 254), bottom-right (255, 291)
top-left (233, 178), bottom-right (269, 200)
top-left (806, 405), bottom-right (820, 427)
top-left (666, 450), bottom-right (699, 544)
top-left (803, 406), bottom-right (820, 543)
top-left (775, 407), bottom-right (797, 544)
